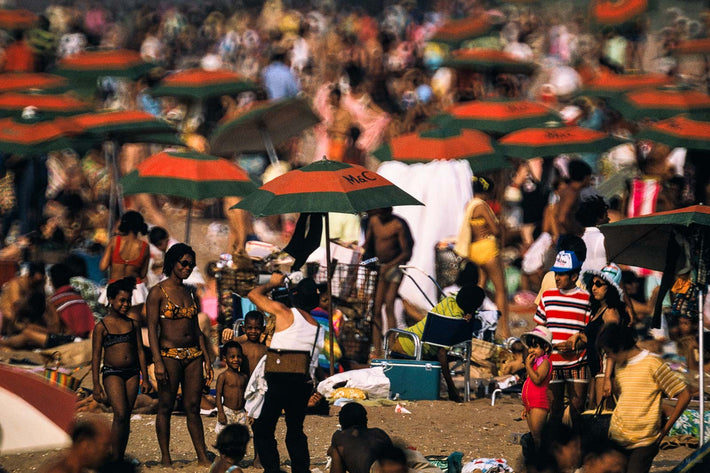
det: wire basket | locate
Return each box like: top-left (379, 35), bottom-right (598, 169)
top-left (310, 262), bottom-right (378, 320)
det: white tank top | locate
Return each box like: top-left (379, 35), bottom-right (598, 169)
top-left (270, 308), bottom-right (323, 353)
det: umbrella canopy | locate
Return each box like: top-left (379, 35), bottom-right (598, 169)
top-left (579, 71), bottom-right (672, 99)
top-left (373, 127), bottom-right (505, 172)
top-left (0, 92), bottom-right (92, 118)
top-left (0, 116), bottom-right (81, 155)
top-left (429, 15), bottom-right (495, 47)
top-left (614, 87), bottom-right (710, 121)
top-left (441, 49), bottom-right (536, 74)
top-left (672, 38), bottom-right (710, 56)
top-left (120, 150), bottom-right (257, 201)
top-left (635, 115), bottom-right (710, 151)
top-left (431, 99), bottom-right (561, 134)
top-left (0, 8), bottom-right (37, 30)
top-left (0, 364), bottom-right (74, 454)
top-left (209, 97), bottom-right (320, 157)
top-left (590, 0), bottom-right (648, 26)
top-left (69, 110), bottom-right (181, 144)
top-left (149, 68), bottom-right (258, 100)
top-left (0, 73), bottom-right (69, 94)
top-left (54, 49), bottom-right (153, 82)
top-left (498, 124), bottom-right (628, 159)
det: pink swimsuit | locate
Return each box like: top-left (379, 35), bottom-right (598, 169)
top-left (522, 354), bottom-right (551, 412)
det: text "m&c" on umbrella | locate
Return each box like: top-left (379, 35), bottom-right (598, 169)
top-left (343, 172), bottom-right (378, 185)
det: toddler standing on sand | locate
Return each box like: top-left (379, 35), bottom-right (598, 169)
top-left (521, 326), bottom-right (553, 446)
top-left (215, 341), bottom-right (249, 433)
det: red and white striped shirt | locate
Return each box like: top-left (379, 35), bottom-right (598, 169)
top-left (534, 287), bottom-right (591, 368)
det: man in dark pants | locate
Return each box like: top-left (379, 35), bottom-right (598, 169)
top-left (248, 273), bottom-right (323, 473)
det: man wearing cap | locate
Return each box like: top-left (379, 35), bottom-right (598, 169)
top-left (534, 250), bottom-right (592, 423)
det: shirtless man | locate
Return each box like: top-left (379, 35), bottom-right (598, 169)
top-left (364, 207), bottom-right (414, 358)
top-left (328, 402), bottom-right (393, 473)
top-left (43, 417), bottom-right (112, 473)
top-left (0, 261), bottom-right (45, 335)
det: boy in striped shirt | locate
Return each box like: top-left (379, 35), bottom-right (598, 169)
top-left (598, 323), bottom-right (690, 473)
top-left (534, 250), bottom-right (592, 423)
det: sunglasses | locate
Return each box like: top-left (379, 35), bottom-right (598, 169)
top-left (177, 260), bottom-right (196, 268)
top-left (592, 280), bottom-right (608, 288)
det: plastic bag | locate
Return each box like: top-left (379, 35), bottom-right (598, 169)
top-left (317, 367), bottom-right (390, 399)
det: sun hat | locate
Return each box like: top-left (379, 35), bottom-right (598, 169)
top-left (521, 326), bottom-right (553, 349)
top-left (582, 263), bottom-right (624, 299)
top-left (550, 250), bottom-right (582, 273)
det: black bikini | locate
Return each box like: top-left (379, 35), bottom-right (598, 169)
top-left (100, 319), bottom-right (140, 381)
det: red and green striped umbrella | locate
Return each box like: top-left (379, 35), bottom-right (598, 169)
top-left (69, 110), bottom-right (182, 145)
top-left (635, 115), bottom-right (710, 151)
top-left (441, 48), bottom-right (536, 74)
top-left (579, 71), bottom-right (672, 99)
top-left (614, 86), bottom-right (710, 121)
top-left (0, 9), bottom-right (37, 30)
top-left (499, 124), bottom-right (628, 159)
top-left (0, 73), bottom-right (69, 94)
top-left (0, 93), bottom-right (91, 118)
top-left (149, 69), bottom-right (258, 100)
top-left (53, 50), bottom-right (154, 82)
top-left (0, 116), bottom-right (81, 155)
top-left (590, 0), bottom-right (648, 26)
top-left (431, 99), bottom-right (561, 134)
top-left (373, 127), bottom-right (505, 172)
top-left (672, 38), bottom-right (710, 56)
top-left (429, 15), bottom-right (494, 47)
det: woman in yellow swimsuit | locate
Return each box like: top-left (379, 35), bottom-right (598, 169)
top-left (146, 243), bottom-right (213, 467)
top-left (455, 177), bottom-right (510, 338)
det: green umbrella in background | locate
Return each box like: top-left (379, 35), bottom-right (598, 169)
top-left (149, 68), bottom-right (258, 100)
top-left (0, 93), bottom-right (92, 118)
top-left (429, 15), bottom-right (495, 48)
top-left (0, 73), bottom-right (69, 94)
top-left (614, 86), bottom-right (710, 121)
top-left (53, 49), bottom-right (154, 83)
top-left (635, 115), bottom-right (710, 150)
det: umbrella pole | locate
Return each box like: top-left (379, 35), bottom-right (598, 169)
top-left (699, 233), bottom-right (706, 446)
top-left (185, 201), bottom-right (192, 244)
top-left (325, 213), bottom-right (335, 376)
top-left (260, 127), bottom-right (279, 166)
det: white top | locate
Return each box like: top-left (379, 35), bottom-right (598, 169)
top-left (271, 308), bottom-right (324, 354)
top-left (581, 226), bottom-right (607, 275)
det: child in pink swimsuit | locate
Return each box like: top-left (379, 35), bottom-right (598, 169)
top-left (521, 326), bottom-right (553, 446)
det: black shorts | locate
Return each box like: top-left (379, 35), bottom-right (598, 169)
top-left (45, 333), bottom-right (75, 348)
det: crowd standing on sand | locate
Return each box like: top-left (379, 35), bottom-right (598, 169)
top-left (0, 0), bottom-right (710, 472)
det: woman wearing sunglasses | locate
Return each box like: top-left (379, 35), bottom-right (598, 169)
top-left (580, 263), bottom-right (630, 409)
top-left (146, 243), bottom-right (213, 467)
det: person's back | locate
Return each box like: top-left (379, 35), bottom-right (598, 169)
top-left (329, 403), bottom-right (393, 473)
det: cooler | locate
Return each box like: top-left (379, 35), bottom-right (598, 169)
top-left (371, 359), bottom-right (441, 400)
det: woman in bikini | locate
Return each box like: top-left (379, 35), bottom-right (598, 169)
top-left (146, 243), bottom-right (213, 467)
top-left (99, 211), bottom-right (150, 321)
top-left (91, 277), bottom-right (151, 462)
top-left (455, 177), bottom-right (510, 338)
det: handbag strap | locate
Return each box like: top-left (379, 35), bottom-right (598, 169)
top-left (310, 324), bottom-right (321, 360)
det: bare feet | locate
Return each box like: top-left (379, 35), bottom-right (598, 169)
top-left (160, 456), bottom-right (172, 467)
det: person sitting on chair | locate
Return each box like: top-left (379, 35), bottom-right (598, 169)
top-left (388, 284), bottom-right (486, 402)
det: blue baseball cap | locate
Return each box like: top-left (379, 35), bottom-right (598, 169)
top-left (551, 250), bottom-right (582, 273)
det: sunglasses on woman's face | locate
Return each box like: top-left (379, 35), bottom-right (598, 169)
top-left (592, 280), bottom-right (608, 288)
top-left (177, 259), bottom-right (196, 268)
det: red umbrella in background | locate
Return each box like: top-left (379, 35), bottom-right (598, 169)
top-left (429, 15), bottom-right (494, 47)
top-left (672, 38), bottom-right (710, 56)
top-left (442, 48), bottom-right (536, 74)
top-left (615, 86), bottom-right (710, 121)
top-left (499, 123), bottom-right (628, 159)
top-left (591, 0), bottom-right (648, 26)
top-left (0, 116), bottom-right (82, 155)
top-left (0, 73), bottom-right (69, 94)
top-left (0, 93), bottom-right (92, 118)
top-left (0, 9), bottom-right (37, 30)
top-left (635, 115), bottom-right (710, 151)
top-left (0, 364), bottom-right (75, 454)
top-left (431, 99), bottom-right (561, 134)
top-left (149, 68), bottom-right (258, 100)
top-left (579, 71), bottom-right (673, 98)
top-left (54, 49), bottom-right (154, 82)
top-left (69, 110), bottom-right (181, 144)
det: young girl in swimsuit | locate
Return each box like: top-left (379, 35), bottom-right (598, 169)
top-left (99, 211), bottom-right (150, 321)
top-left (521, 326), bottom-right (553, 447)
top-left (91, 277), bottom-right (151, 462)
top-left (146, 243), bottom-right (213, 467)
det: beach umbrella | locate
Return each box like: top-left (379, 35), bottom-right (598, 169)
top-left (373, 127), bottom-right (506, 172)
top-left (635, 115), bottom-right (710, 151)
top-left (231, 158), bottom-right (423, 374)
top-left (0, 364), bottom-right (74, 454)
top-left (600, 205), bottom-right (710, 445)
top-left (672, 38), bottom-right (710, 56)
top-left (429, 15), bottom-right (495, 47)
top-left (614, 87), bottom-right (710, 121)
top-left (590, 0), bottom-right (648, 26)
top-left (0, 8), bottom-right (37, 30)
top-left (0, 116), bottom-right (81, 155)
top-left (431, 99), bottom-right (561, 135)
top-left (149, 68), bottom-right (258, 100)
top-left (579, 71), bottom-right (672, 99)
top-left (120, 150), bottom-right (257, 242)
top-left (441, 48), bottom-right (537, 74)
top-left (69, 110), bottom-right (181, 144)
top-left (53, 49), bottom-right (154, 82)
top-left (498, 123), bottom-right (628, 159)
top-left (209, 97), bottom-right (320, 164)
top-left (0, 73), bottom-right (69, 94)
top-left (0, 92), bottom-right (92, 118)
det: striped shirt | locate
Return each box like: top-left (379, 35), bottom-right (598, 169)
top-left (534, 287), bottom-right (591, 368)
top-left (49, 285), bottom-right (95, 338)
top-left (610, 350), bottom-right (687, 448)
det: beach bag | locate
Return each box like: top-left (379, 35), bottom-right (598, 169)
top-left (470, 338), bottom-right (496, 364)
top-left (426, 452), bottom-right (463, 473)
top-left (265, 325), bottom-right (320, 375)
top-left (43, 352), bottom-right (90, 391)
top-left (578, 397), bottom-right (614, 444)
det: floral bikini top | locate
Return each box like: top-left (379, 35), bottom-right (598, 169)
top-left (158, 284), bottom-right (198, 319)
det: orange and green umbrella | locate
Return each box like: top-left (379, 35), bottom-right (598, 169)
top-left (53, 49), bottom-right (153, 82)
top-left (614, 86), bottom-right (710, 121)
top-left (0, 116), bottom-right (81, 155)
top-left (429, 15), bottom-right (494, 47)
top-left (373, 127), bottom-right (505, 172)
top-left (0, 73), bottom-right (69, 94)
top-left (672, 38), bottom-right (710, 56)
top-left (441, 48), bottom-right (536, 74)
top-left (149, 69), bottom-right (258, 100)
top-left (635, 115), bottom-right (710, 151)
top-left (69, 110), bottom-right (182, 145)
top-left (0, 9), bottom-right (37, 30)
top-left (499, 124), bottom-right (628, 159)
top-left (431, 99), bottom-right (561, 134)
top-left (0, 93), bottom-right (91, 118)
top-left (579, 71), bottom-right (672, 99)
top-left (590, 0), bottom-right (648, 26)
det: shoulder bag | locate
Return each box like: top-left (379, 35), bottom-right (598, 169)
top-left (265, 324), bottom-right (321, 375)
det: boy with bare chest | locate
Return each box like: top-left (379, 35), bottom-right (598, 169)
top-left (215, 341), bottom-right (249, 433)
top-left (222, 310), bottom-right (267, 377)
top-left (364, 207), bottom-right (414, 358)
